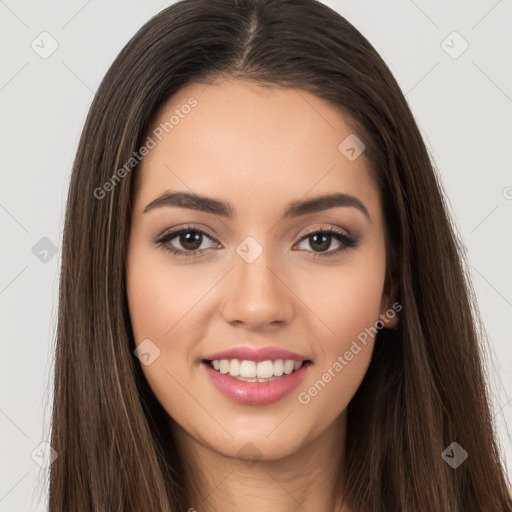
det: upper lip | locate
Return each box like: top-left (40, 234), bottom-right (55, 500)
top-left (203, 346), bottom-right (310, 363)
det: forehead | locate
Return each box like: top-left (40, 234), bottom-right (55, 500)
top-left (134, 78), bottom-right (380, 222)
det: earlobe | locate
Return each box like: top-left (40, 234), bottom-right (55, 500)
top-left (379, 270), bottom-right (400, 329)
top-left (379, 305), bottom-right (399, 329)
top-left (379, 290), bottom-right (400, 330)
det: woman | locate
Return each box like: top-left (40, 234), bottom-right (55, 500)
top-left (48, 0), bottom-right (512, 510)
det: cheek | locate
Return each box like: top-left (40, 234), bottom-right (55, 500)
top-left (294, 250), bottom-right (386, 409)
top-left (326, 269), bottom-right (384, 347)
top-left (304, 248), bottom-right (387, 354)
top-left (126, 246), bottom-right (205, 424)
top-left (126, 245), bottom-right (206, 343)
top-left (127, 262), bottom-right (171, 343)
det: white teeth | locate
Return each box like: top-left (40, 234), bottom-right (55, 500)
top-left (219, 359), bottom-right (230, 374)
top-left (229, 359), bottom-right (240, 376)
top-left (273, 359), bottom-right (284, 376)
top-left (209, 358), bottom-right (306, 379)
top-left (283, 360), bottom-right (295, 375)
top-left (239, 360), bottom-right (257, 378)
top-left (256, 360), bottom-right (274, 379)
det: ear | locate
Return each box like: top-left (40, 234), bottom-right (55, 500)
top-left (378, 273), bottom-right (400, 329)
top-left (378, 296), bottom-right (400, 329)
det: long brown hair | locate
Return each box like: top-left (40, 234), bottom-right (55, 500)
top-left (48, 0), bottom-right (512, 510)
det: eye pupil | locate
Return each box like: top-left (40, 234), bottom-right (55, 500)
top-left (310, 233), bottom-right (330, 252)
top-left (180, 231), bottom-right (202, 250)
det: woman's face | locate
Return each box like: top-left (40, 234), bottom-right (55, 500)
top-left (126, 78), bottom-right (397, 461)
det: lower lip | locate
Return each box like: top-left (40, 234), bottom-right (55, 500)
top-left (201, 361), bottom-right (311, 405)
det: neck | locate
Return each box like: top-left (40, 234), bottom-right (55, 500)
top-left (170, 411), bottom-right (352, 512)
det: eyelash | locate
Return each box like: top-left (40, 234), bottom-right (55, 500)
top-left (154, 225), bottom-right (358, 259)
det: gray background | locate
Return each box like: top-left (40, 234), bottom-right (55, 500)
top-left (1, 0), bottom-right (511, 510)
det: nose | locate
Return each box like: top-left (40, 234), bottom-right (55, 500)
top-left (221, 243), bottom-right (295, 330)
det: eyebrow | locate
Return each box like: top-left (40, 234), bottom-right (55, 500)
top-left (143, 191), bottom-right (371, 222)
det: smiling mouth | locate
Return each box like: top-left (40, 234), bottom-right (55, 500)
top-left (202, 358), bottom-right (312, 382)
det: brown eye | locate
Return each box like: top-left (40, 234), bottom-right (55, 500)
top-left (307, 232), bottom-right (333, 252)
top-left (176, 230), bottom-right (203, 251)
top-left (295, 228), bottom-right (357, 258)
top-left (155, 227), bottom-right (218, 258)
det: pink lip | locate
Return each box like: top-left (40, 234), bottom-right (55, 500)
top-left (201, 360), bottom-right (312, 405)
top-left (204, 346), bottom-right (310, 363)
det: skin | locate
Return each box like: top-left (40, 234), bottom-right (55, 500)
top-left (126, 78), bottom-right (398, 512)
